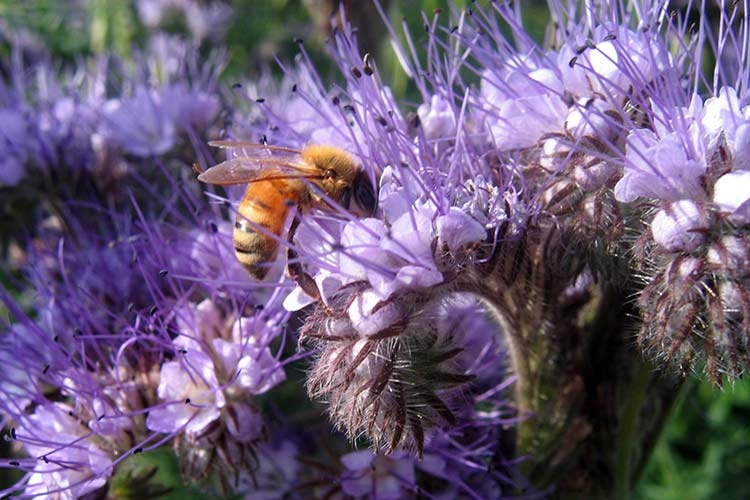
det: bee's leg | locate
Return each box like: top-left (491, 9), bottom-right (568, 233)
top-left (287, 216), bottom-right (330, 313)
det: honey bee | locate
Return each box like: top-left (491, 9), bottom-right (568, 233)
top-left (197, 140), bottom-right (378, 300)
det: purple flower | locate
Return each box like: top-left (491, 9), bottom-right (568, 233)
top-left (32, 64), bottom-right (104, 176)
top-left (615, 129), bottom-right (707, 202)
top-left (161, 83), bottom-right (221, 131)
top-left (0, 36), bottom-right (223, 207)
top-left (20, 403), bottom-right (114, 499)
top-left (713, 171), bottom-right (750, 223)
top-left (104, 88), bottom-right (177, 157)
top-left (0, 143), bottom-right (286, 494)
top-left (136, 0), bottom-right (233, 43)
top-left (0, 328), bottom-right (39, 410)
top-left (237, 438), bottom-right (300, 498)
top-left (650, 200), bottom-right (711, 252)
top-left (558, 24), bottom-right (669, 102)
top-left (340, 450), bottom-right (417, 499)
top-left (342, 182), bottom-right (444, 301)
top-left (701, 87), bottom-right (750, 164)
top-left (480, 62), bottom-right (568, 150)
top-left (435, 207), bottom-right (487, 253)
top-left (417, 94), bottom-right (458, 141)
top-left (0, 108), bottom-right (35, 186)
top-left (147, 346), bottom-right (225, 437)
top-left (564, 97), bottom-right (618, 140)
top-left (627, 99), bottom-right (750, 381)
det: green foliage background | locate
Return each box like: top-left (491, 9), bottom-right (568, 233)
top-left (0, 1), bottom-right (748, 498)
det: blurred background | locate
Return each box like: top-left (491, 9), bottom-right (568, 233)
top-left (0, 1), bottom-right (748, 498)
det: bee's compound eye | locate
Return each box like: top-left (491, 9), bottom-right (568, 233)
top-left (354, 178), bottom-right (377, 215)
top-left (341, 187), bottom-right (352, 210)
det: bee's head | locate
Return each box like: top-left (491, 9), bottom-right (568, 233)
top-left (303, 144), bottom-right (378, 218)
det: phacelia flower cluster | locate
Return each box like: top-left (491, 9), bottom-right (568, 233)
top-left (0, 30), bottom-right (291, 498)
top-left (624, 84), bottom-right (750, 381)
top-left (2, 1), bottom-right (750, 498)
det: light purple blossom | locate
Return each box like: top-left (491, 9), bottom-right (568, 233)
top-left (237, 438), bottom-right (300, 499)
top-left (147, 347), bottom-right (225, 436)
top-left (0, 325), bottom-right (49, 414)
top-left (104, 88), bottom-right (177, 157)
top-left (359, 207), bottom-right (442, 299)
top-left (615, 129), bottom-right (706, 202)
top-left (616, 85), bottom-right (750, 205)
top-left (436, 206), bottom-right (486, 253)
top-left (147, 298), bottom-right (286, 437)
top-left (18, 403), bottom-right (114, 499)
top-left (0, 108), bottom-right (35, 186)
top-left (481, 62), bottom-right (568, 150)
top-left (228, 319), bottom-right (287, 394)
top-left (346, 287), bottom-right (403, 337)
top-left (650, 200), bottom-right (710, 252)
top-left (281, 218), bottom-right (349, 311)
top-left (454, 175), bottom-right (508, 229)
top-left (559, 24), bottom-right (669, 102)
top-left (284, 159), bottom-right (487, 316)
top-left (417, 94), bottom-right (458, 141)
top-left (701, 87), bottom-right (750, 162)
top-left (160, 83), bottom-right (221, 131)
top-left (713, 171), bottom-right (750, 224)
top-left (136, 0), bottom-right (233, 43)
top-left (340, 450), bottom-right (417, 499)
top-left (565, 97), bottom-right (617, 139)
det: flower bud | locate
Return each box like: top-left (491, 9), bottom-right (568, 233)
top-left (651, 200), bottom-right (710, 252)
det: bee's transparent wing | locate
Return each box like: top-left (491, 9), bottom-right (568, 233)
top-left (209, 140), bottom-right (302, 159)
top-left (197, 141), bottom-right (321, 185)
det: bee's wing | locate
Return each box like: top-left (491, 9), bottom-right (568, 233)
top-left (198, 141), bottom-right (321, 185)
top-left (208, 140), bottom-right (303, 158)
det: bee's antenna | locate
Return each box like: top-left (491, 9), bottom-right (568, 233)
top-left (192, 163), bottom-right (205, 175)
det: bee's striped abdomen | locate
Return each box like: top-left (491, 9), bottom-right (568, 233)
top-left (233, 180), bottom-right (299, 279)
